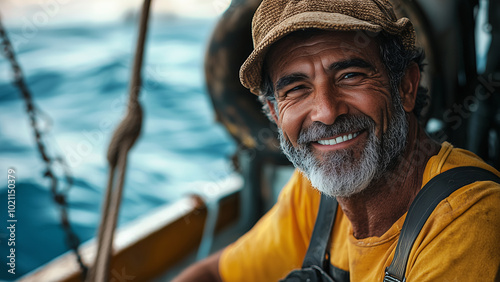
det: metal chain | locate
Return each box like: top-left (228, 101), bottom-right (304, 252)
top-left (0, 15), bottom-right (88, 280)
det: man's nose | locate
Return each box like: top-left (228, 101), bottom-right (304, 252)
top-left (309, 86), bottom-right (348, 125)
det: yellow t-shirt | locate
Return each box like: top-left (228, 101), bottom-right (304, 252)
top-left (219, 142), bottom-right (500, 281)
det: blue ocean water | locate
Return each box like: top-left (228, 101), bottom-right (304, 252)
top-left (0, 18), bottom-right (236, 279)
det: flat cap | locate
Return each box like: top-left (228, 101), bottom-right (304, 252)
top-left (240, 0), bottom-right (416, 95)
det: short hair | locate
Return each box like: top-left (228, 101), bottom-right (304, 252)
top-left (258, 30), bottom-right (428, 122)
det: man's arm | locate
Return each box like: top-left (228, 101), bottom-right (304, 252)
top-left (171, 250), bottom-right (223, 282)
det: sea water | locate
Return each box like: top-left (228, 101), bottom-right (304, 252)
top-left (0, 18), bottom-right (236, 279)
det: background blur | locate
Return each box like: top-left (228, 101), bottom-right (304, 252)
top-left (0, 0), bottom-right (237, 279)
top-left (0, 0), bottom-right (498, 280)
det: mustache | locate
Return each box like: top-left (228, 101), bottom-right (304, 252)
top-left (297, 115), bottom-right (375, 145)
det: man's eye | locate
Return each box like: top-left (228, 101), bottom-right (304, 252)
top-left (285, 85), bottom-right (305, 94)
top-left (342, 72), bottom-right (363, 79)
top-left (342, 72), bottom-right (371, 81)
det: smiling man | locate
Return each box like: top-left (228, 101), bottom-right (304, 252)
top-left (265, 30), bottom-right (412, 202)
top-left (173, 0), bottom-right (500, 281)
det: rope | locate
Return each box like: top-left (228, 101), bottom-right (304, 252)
top-left (86, 0), bottom-right (152, 281)
top-left (0, 13), bottom-right (89, 279)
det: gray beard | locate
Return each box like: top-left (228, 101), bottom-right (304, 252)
top-left (278, 95), bottom-right (408, 198)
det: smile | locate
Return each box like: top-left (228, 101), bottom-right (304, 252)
top-left (316, 132), bottom-right (360, 146)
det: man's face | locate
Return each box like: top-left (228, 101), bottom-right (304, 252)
top-left (266, 31), bottom-right (409, 197)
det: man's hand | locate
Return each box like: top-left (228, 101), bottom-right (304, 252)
top-left (171, 250), bottom-right (223, 282)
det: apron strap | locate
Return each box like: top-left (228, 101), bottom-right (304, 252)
top-left (384, 166), bottom-right (500, 282)
top-left (302, 194), bottom-right (338, 271)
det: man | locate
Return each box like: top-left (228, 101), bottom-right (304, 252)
top-left (174, 0), bottom-right (500, 281)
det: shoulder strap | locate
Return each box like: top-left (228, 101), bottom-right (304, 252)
top-left (384, 166), bottom-right (500, 282)
top-left (302, 194), bottom-right (338, 270)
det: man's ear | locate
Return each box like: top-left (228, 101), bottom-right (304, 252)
top-left (266, 99), bottom-right (279, 124)
top-left (399, 62), bottom-right (420, 113)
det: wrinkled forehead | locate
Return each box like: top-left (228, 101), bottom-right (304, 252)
top-left (264, 29), bottom-right (382, 76)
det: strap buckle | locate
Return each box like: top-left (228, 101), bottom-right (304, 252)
top-left (383, 269), bottom-right (405, 282)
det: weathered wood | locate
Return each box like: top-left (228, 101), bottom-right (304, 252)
top-left (21, 180), bottom-right (241, 282)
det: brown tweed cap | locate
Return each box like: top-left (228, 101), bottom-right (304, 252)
top-left (240, 0), bottom-right (416, 95)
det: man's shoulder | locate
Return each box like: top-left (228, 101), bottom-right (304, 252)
top-left (417, 142), bottom-right (500, 238)
top-left (426, 141), bottom-right (500, 212)
top-left (424, 141), bottom-right (500, 182)
top-left (418, 141), bottom-right (500, 240)
top-left (412, 148), bottom-right (500, 275)
top-left (408, 175), bottom-right (500, 280)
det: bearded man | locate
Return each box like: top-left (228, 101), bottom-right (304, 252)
top-left (173, 0), bottom-right (500, 281)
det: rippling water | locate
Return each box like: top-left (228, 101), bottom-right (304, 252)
top-left (0, 18), bottom-right (236, 279)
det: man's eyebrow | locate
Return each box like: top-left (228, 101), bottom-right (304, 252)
top-left (275, 73), bottom-right (309, 92)
top-left (273, 59), bottom-right (373, 92)
top-left (330, 58), bottom-right (375, 71)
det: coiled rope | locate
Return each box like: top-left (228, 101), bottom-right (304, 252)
top-left (86, 0), bottom-right (152, 281)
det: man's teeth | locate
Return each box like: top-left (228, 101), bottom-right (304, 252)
top-left (317, 132), bottom-right (359, 145)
